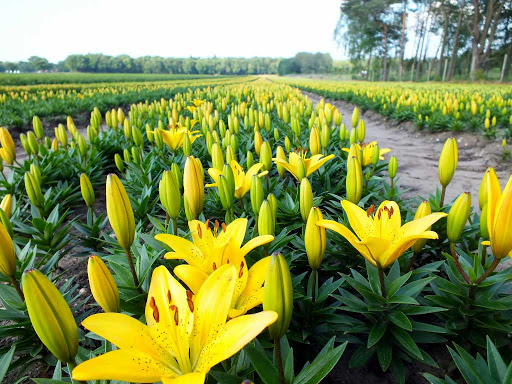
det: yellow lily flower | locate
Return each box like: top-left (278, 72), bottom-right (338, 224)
top-left (155, 218), bottom-right (274, 318)
top-left (73, 265), bottom-right (277, 384)
top-left (317, 200), bottom-right (447, 269)
top-left (186, 106), bottom-right (197, 114)
top-left (191, 99), bottom-right (206, 107)
top-left (272, 148), bottom-right (335, 181)
top-left (342, 141), bottom-right (391, 167)
top-left (207, 160), bottom-right (268, 200)
top-left (159, 125), bottom-right (202, 152)
top-left (483, 174), bottom-right (512, 259)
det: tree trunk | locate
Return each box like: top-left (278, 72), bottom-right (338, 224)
top-left (436, 6), bottom-right (449, 77)
top-left (366, 50), bottom-right (373, 80)
top-left (383, 24), bottom-right (389, 81)
top-left (398, 0), bottom-right (408, 81)
top-left (412, 15), bottom-right (426, 79)
top-left (448, 0), bottom-right (466, 80)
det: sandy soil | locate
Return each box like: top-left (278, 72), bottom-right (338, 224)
top-left (305, 91), bottom-right (512, 209)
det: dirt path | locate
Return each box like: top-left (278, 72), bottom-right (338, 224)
top-left (304, 91), bottom-right (512, 208)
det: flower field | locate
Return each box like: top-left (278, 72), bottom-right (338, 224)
top-left (1, 77), bottom-right (512, 384)
top-left (278, 78), bottom-right (512, 138)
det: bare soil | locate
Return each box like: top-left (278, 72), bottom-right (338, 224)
top-left (304, 91), bottom-right (512, 208)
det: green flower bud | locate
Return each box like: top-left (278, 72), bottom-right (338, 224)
top-left (346, 156), bottom-right (363, 205)
top-left (371, 144), bottom-right (380, 166)
top-left (357, 120), bottom-right (366, 143)
top-left (123, 119), bottom-right (131, 140)
top-left (309, 127), bottom-right (321, 155)
top-left (77, 134), bottom-right (87, 157)
top-left (305, 207), bottom-right (326, 270)
top-left (296, 158), bottom-right (307, 181)
top-left (439, 138), bottom-right (458, 188)
top-left (274, 127), bottom-right (280, 142)
top-left (114, 153), bottom-right (124, 173)
top-left (411, 201), bottom-right (432, 254)
top-left (284, 136), bottom-right (291, 153)
top-left (183, 132), bottom-right (192, 157)
top-left (260, 141), bottom-right (272, 172)
top-left (226, 145), bottom-right (236, 164)
top-left (33, 116), bottom-right (44, 139)
top-left (159, 170), bottom-right (181, 219)
top-left (219, 175), bottom-right (234, 210)
top-left (211, 143), bottom-right (224, 171)
top-left (22, 269), bottom-right (79, 363)
top-left (230, 134), bottom-right (239, 153)
top-left (106, 174), bottom-right (135, 250)
top-left (447, 192), bottom-right (471, 243)
top-left (27, 131), bottom-right (39, 156)
top-left (263, 253), bottom-right (293, 340)
top-left (88, 255), bottom-right (120, 313)
top-left (171, 162), bottom-right (183, 192)
top-left (268, 193), bottom-right (277, 220)
top-left (251, 174), bottom-right (264, 216)
top-left (300, 177), bottom-right (313, 222)
top-left (131, 147), bottom-right (140, 165)
top-left (123, 148), bottom-right (130, 162)
top-left (334, 109), bottom-right (342, 126)
top-left (132, 126), bottom-right (144, 147)
top-left (80, 173), bottom-right (95, 208)
top-left (351, 107), bottom-right (359, 128)
top-left (0, 222), bottom-right (15, 277)
top-left (24, 172), bottom-right (43, 208)
top-left (20, 133), bottom-right (31, 156)
top-left (389, 156), bottom-right (398, 179)
top-left (246, 151), bottom-right (254, 169)
top-left (258, 200), bottom-right (275, 236)
top-left (349, 128), bottom-right (358, 145)
top-left (480, 204), bottom-right (489, 240)
top-left (320, 123), bottom-right (330, 150)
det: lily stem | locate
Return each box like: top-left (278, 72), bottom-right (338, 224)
top-left (165, 212), bottom-right (170, 231)
top-left (406, 252), bottom-right (419, 273)
top-left (378, 268), bottom-right (387, 298)
top-left (172, 217), bottom-right (178, 236)
top-left (481, 245), bottom-right (487, 267)
top-left (440, 185), bottom-right (446, 207)
top-left (274, 338), bottom-right (285, 384)
top-left (450, 242), bottom-right (470, 284)
top-left (124, 248), bottom-right (143, 294)
top-left (9, 275), bottom-right (24, 301)
top-left (312, 268), bottom-right (317, 302)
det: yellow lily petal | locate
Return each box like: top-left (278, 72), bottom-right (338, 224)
top-left (486, 168), bottom-right (502, 235)
top-left (396, 212), bottom-right (447, 241)
top-left (384, 231), bottom-right (439, 268)
top-left (233, 256), bottom-right (271, 316)
top-left (207, 168), bottom-right (222, 186)
top-left (491, 175), bottom-right (512, 258)
top-left (239, 235), bottom-right (274, 259)
top-left (73, 349), bottom-right (175, 383)
top-left (316, 219), bottom-right (376, 265)
top-left (174, 264), bottom-right (209, 294)
top-left (190, 265), bottom-right (237, 367)
top-left (340, 200), bottom-right (376, 239)
top-left (273, 158), bottom-right (299, 180)
top-left (195, 311), bottom-right (278, 372)
top-left (306, 154), bottom-right (335, 176)
top-left (373, 201), bottom-right (401, 239)
top-left (155, 234), bottom-right (207, 271)
top-left (162, 372), bottom-right (206, 384)
top-left (359, 237), bottom-right (392, 268)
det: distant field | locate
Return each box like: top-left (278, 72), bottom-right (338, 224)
top-left (0, 72), bottom-right (221, 86)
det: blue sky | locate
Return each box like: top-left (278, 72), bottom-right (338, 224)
top-left (2, 0), bottom-right (345, 62)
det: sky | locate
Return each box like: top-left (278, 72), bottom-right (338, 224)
top-left (1, 0), bottom-right (346, 62)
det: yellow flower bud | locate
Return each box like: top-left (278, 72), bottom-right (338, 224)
top-left (351, 107), bottom-right (359, 128)
top-left (479, 168), bottom-right (499, 210)
top-left (263, 253), bottom-right (293, 340)
top-left (183, 156), bottom-right (204, 220)
top-left (296, 157), bottom-right (307, 181)
top-left (258, 200), bottom-right (275, 236)
top-left (24, 172), bottom-right (43, 208)
top-left (487, 175), bottom-right (512, 258)
top-left (211, 143), bottom-right (224, 171)
top-left (371, 144), bottom-right (380, 166)
top-left (300, 177), bottom-right (313, 222)
top-left (0, 127), bottom-right (16, 165)
top-left (114, 153), bottom-right (124, 173)
top-left (32, 116), bottom-right (44, 139)
top-left (132, 126), bottom-right (144, 147)
top-left (447, 192), bottom-right (471, 243)
top-left (106, 174), bottom-right (135, 250)
top-left (51, 138), bottom-right (58, 151)
top-left (305, 207), bottom-right (326, 270)
top-left (80, 174), bottom-right (95, 208)
top-left (349, 128), bottom-right (358, 145)
top-left (254, 130), bottom-right (263, 156)
top-left (1, 194), bottom-right (12, 219)
top-left (411, 201), bottom-right (432, 254)
top-left (0, 223), bottom-right (15, 277)
top-left (246, 151), bottom-right (254, 169)
top-left (346, 156), bottom-right (363, 204)
top-left (438, 138), bottom-right (458, 187)
top-left (251, 174), bottom-right (264, 216)
top-left (284, 136), bottom-right (291, 153)
top-left (87, 255), bottom-right (120, 313)
top-left (22, 269), bottom-right (78, 363)
top-left (334, 109), bottom-right (342, 126)
top-left (357, 120), bottom-right (366, 143)
top-left (159, 170), bottom-right (181, 219)
top-left (259, 141), bottom-right (272, 172)
top-left (268, 193), bottom-right (277, 220)
top-left (480, 204), bottom-right (489, 240)
top-left (269, 145), bottom-right (284, 179)
top-left (309, 127), bottom-right (321, 155)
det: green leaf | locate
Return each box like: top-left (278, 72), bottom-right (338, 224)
top-left (293, 342), bottom-right (347, 384)
top-left (423, 373), bottom-right (451, 384)
top-left (349, 345), bottom-right (375, 368)
top-left (486, 337), bottom-right (507, 381)
top-left (448, 345), bottom-right (486, 384)
top-left (245, 343), bottom-right (280, 384)
top-left (32, 380), bottom-right (70, 384)
top-left (389, 311), bottom-right (412, 331)
top-left (387, 271), bottom-right (412, 298)
top-left (365, 260), bottom-right (381, 294)
top-left (390, 326), bottom-right (423, 361)
top-left (209, 370), bottom-right (244, 384)
top-left (368, 321), bottom-right (387, 348)
top-left (377, 341), bottom-right (392, 372)
top-left (0, 346), bottom-right (15, 382)
top-left (284, 347), bottom-right (295, 384)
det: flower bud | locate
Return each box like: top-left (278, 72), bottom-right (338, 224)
top-left (1, 194), bottom-right (12, 219)
top-left (479, 167), bottom-right (499, 210)
top-left (309, 127), bottom-right (321, 155)
top-left (349, 128), bottom-right (358, 145)
top-left (260, 141), bottom-right (272, 172)
top-left (411, 201), bottom-right (432, 254)
top-left (275, 146), bottom-right (286, 179)
top-left (305, 207), bottom-right (326, 270)
top-left (123, 148), bottom-right (130, 163)
top-left (56, 124), bottom-right (68, 147)
top-left (346, 156), bottom-right (363, 204)
top-left (296, 158), bottom-right (307, 181)
top-left (131, 147), bottom-right (140, 165)
top-left (258, 200), bottom-right (275, 236)
top-left (351, 107), bottom-right (359, 128)
top-left (88, 256), bottom-right (120, 313)
top-left (439, 138), bottom-right (458, 187)
top-left (263, 253), bottom-right (293, 340)
top-left (51, 138), bottom-right (58, 151)
top-left (132, 126), bottom-right (144, 147)
top-left (123, 119), bottom-right (131, 140)
top-left (389, 156), bottom-right (398, 179)
top-left (246, 151), bottom-right (254, 169)
top-left (159, 170), bottom-right (180, 219)
top-left (268, 193), bottom-right (277, 220)
top-left (254, 130), bottom-right (263, 156)
top-left (447, 192), bottom-right (471, 243)
top-left (27, 131), bottom-right (39, 156)
top-left (183, 132), bottom-right (192, 157)
top-left (480, 204), bottom-right (489, 240)
top-left (251, 174), bottom-right (264, 216)
top-left (114, 153), bottom-right (124, 173)
top-left (20, 133), bottom-right (32, 156)
top-left (320, 123), bottom-right (331, 150)
top-left (371, 144), bottom-right (380, 166)
top-left (284, 136), bottom-right (291, 153)
top-left (219, 174), bottom-right (234, 210)
top-left (339, 123), bottom-right (347, 143)
top-left (171, 162), bottom-right (183, 191)
top-left (357, 120), bottom-right (366, 143)
top-left (154, 128), bottom-right (164, 150)
top-left (211, 143), bottom-right (224, 171)
top-left (183, 156), bottom-right (204, 220)
top-left (22, 269), bottom-right (78, 363)
top-left (0, 223), bottom-right (15, 277)
top-left (24, 172), bottom-right (44, 208)
top-left (334, 109), bottom-right (342, 126)
top-left (32, 116), bottom-right (44, 139)
top-left (80, 174), bottom-right (95, 208)
top-left (0, 127), bottom-right (15, 165)
top-left (300, 177), bottom-right (313, 222)
top-left (106, 174), bottom-right (135, 250)
top-left (274, 127), bottom-right (280, 142)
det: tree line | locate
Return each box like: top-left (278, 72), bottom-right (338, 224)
top-left (0, 52), bottom-right (333, 76)
top-left (336, 0), bottom-right (511, 81)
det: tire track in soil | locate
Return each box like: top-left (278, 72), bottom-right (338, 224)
top-left (304, 91), bottom-right (512, 208)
